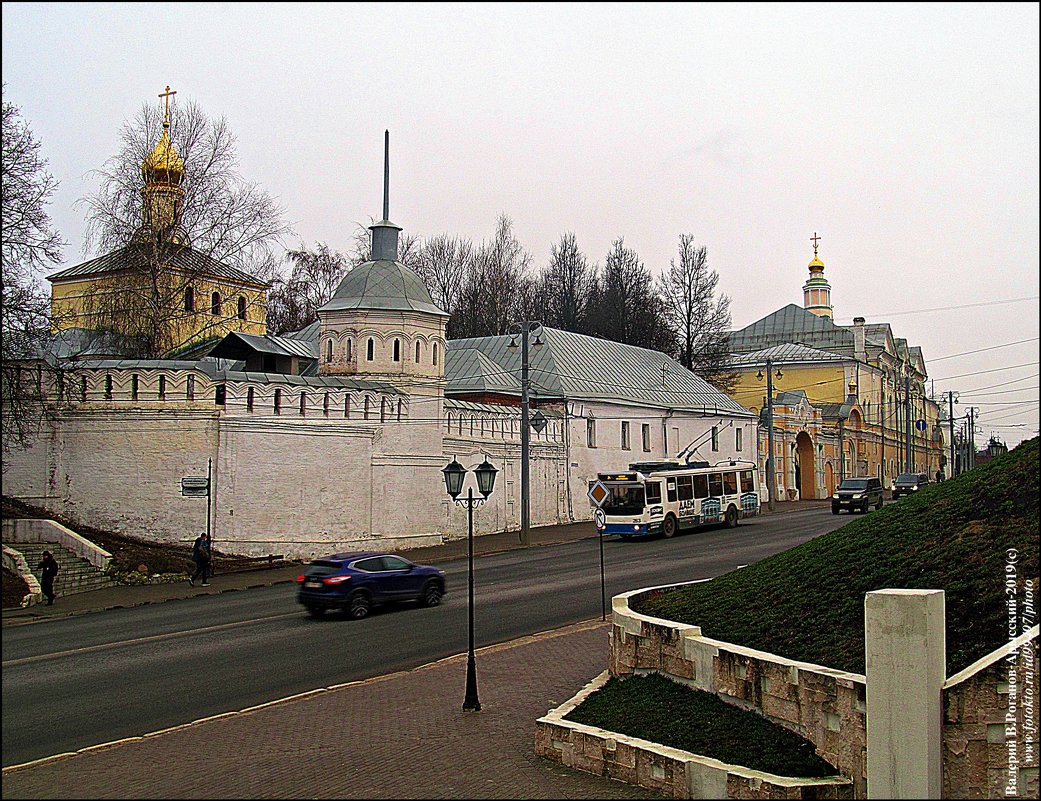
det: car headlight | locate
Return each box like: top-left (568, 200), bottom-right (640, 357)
top-left (831, 494), bottom-right (839, 499)
top-left (853, 493), bottom-right (864, 499)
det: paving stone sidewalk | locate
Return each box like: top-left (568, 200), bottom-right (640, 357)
top-left (1, 620), bottom-right (660, 800)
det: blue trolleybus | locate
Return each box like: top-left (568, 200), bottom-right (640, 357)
top-left (594, 459), bottom-right (761, 539)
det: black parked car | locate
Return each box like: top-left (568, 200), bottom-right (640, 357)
top-left (831, 477), bottom-right (884, 514)
top-left (297, 552), bottom-right (446, 619)
top-left (892, 473), bottom-right (930, 500)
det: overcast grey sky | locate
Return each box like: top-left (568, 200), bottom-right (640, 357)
top-left (3, 2), bottom-right (1038, 445)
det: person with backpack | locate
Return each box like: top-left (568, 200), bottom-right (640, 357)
top-left (38, 550), bottom-right (60, 605)
top-left (189, 533), bottom-right (211, 587)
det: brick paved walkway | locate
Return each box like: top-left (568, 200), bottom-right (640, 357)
top-left (1, 621), bottom-right (660, 800)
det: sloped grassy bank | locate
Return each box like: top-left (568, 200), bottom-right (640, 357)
top-left (638, 437), bottom-right (1039, 675)
top-left (565, 673), bottom-right (837, 777)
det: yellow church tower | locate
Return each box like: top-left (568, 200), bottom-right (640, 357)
top-left (138, 85), bottom-right (187, 242)
top-left (802, 232), bottom-right (833, 319)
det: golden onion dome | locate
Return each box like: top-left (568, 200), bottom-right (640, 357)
top-left (808, 254), bottom-right (825, 272)
top-left (142, 123), bottom-right (184, 185)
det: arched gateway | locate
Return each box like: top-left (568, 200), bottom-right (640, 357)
top-left (795, 431), bottom-right (816, 499)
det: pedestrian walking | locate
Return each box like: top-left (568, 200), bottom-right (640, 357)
top-left (38, 550), bottom-right (59, 605)
top-left (935, 468), bottom-right (945, 483)
top-left (189, 533), bottom-right (211, 587)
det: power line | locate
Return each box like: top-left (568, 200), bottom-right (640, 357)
top-left (933, 362), bottom-right (1039, 381)
top-left (929, 337), bottom-right (1039, 363)
top-left (844, 296), bottom-right (1040, 319)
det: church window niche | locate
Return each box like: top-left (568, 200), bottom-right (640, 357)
top-left (186, 374), bottom-right (195, 400)
top-left (447, 412), bottom-right (453, 430)
top-left (247, 387), bottom-right (254, 412)
top-left (211, 292), bottom-right (221, 316)
top-left (393, 339), bottom-right (401, 362)
top-left (323, 392), bottom-right (330, 416)
top-left (364, 396), bottom-right (371, 420)
top-left (415, 341), bottom-right (421, 363)
top-left (300, 392), bottom-right (306, 415)
top-left (273, 388), bottom-right (282, 415)
top-left (132, 374), bottom-right (139, 400)
top-left (367, 338), bottom-right (375, 361)
top-left (158, 375), bottom-right (166, 400)
top-left (237, 296), bottom-right (247, 321)
top-left (346, 339), bottom-right (353, 362)
top-left (185, 286), bottom-right (194, 313)
top-left (105, 374), bottom-right (113, 400)
top-left (80, 376), bottom-right (88, 401)
top-left (433, 342), bottom-right (439, 366)
top-left (215, 384), bottom-right (226, 406)
top-left (325, 339), bottom-right (333, 363)
top-left (344, 395), bottom-right (350, 418)
top-left (380, 397), bottom-right (387, 422)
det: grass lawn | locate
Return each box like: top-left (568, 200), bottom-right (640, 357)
top-left (637, 437), bottom-right (1039, 675)
top-left (565, 673), bottom-right (837, 778)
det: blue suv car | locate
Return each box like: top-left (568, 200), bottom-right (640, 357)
top-left (297, 552), bottom-right (446, 619)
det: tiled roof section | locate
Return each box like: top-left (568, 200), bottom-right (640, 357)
top-left (730, 343), bottom-right (849, 366)
top-left (287, 320), bottom-right (320, 341)
top-left (206, 332), bottom-right (318, 361)
top-left (819, 401), bottom-right (855, 420)
top-left (68, 359), bottom-right (403, 393)
top-left (46, 245), bottom-right (269, 288)
top-left (444, 348), bottom-right (521, 394)
top-left (446, 327), bottom-right (753, 416)
top-left (444, 397), bottom-right (564, 417)
top-left (320, 260), bottom-right (448, 316)
top-left (729, 304), bottom-right (855, 354)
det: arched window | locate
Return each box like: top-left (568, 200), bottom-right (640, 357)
top-left (211, 292), bottom-right (221, 316)
top-left (247, 386), bottom-right (255, 411)
top-left (393, 339), bottom-right (400, 362)
top-left (346, 339), bottom-right (353, 361)
top-left (367, 338), bottom-right (375, 361)
top-left (237, 296), bottom-right (247, 320)
top-left (300, 392), bottom-right (307, 415)
top-left (364, 396), bottom-right (371, 420)
top-left (432, 342), bottom-right (439, 366)
top-left (274, 388), bottom-right (282, 414)
top-left (415, 341), bottom-right (421, 363)
top-left (325, 339), bottom-right (333, 363)
top-left (184, 286), bottom-right (194, 312)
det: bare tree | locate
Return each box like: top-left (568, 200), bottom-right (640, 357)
top-left (413, 233), bottom-right (473, 335)
top-left (453, 214), bottom-right (533, 338)
top-left (659, 233), bottom-right (735, 391)
top-left (586, 237), bottom-right (676, 354)
top-left (76, 98), bottom-right (291, 356)
top-left (2, 90), bottom-right (67, 464)
top-left (537, 231), bottom-right (593, 332)
top-left (267, 242), bottom-right (351, 335)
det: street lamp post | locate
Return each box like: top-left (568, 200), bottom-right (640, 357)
top-left (756, 359), bottom-right (782, 511)
top-left (508, 321), bottom-right (542, 545)
top-left (442, 456), bottom-right (498, 712)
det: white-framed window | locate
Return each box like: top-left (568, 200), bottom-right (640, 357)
top-left (642, 423), bottom-right (651, 452)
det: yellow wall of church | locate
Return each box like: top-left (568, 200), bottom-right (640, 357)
top-left (50, 270), bottom-right (267, 354)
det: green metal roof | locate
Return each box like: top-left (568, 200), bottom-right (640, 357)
top-left (319, 260), bottom-right (448, 316)
top-left (47, 244), bottom-right (269, 288)
top-left (729, 304), bottom-right (855, 355)
top-left (446, 326), bottom-right (753, 416)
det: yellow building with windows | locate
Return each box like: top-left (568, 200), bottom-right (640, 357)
top-left (727, 239), bottom-right (945, 499)
top-left (47, 88), bottom-right (268, 358)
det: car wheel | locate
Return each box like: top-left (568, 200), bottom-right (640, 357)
top-left (421, 581), bottom-right (443, 607)
top-left (305, 604), bottom-right (324, 618)
top-left (347, 592), bottom-right (371, 620)
top-left (662, 515), bottom-right (677, 538)
top-left (724, 506), bottom-right (738, 529)
top-left (831, 507), bottom-right (839, 515)
top-left (876, 497), bottom-right (883, 511)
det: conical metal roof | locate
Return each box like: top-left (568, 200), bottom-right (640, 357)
top-left (319, 260), bottom-right (449, 316)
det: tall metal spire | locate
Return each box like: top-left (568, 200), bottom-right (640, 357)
top-left (383, 129), bottom-right (390, 221)
top-left (369, 130), bottom-right (402, 261)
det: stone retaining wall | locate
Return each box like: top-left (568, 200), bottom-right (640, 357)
top-left (2, 518), bottom-right (112, 571)
top-left (535, 670), bottom-right (854, 799)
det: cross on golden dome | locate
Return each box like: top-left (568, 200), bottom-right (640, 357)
top-left (811, 231), bottom-right (821, 258)
top-left (159, 85), bottom-right (177, 126)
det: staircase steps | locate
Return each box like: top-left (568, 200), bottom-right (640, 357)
top-left (5, 541), bottom-right (116, 596)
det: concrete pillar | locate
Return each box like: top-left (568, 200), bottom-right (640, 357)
top-left (865, 589), bottom-right (945, 799)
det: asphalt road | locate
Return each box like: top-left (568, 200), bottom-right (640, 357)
top-left (2, 507), bottom-right (838, 767)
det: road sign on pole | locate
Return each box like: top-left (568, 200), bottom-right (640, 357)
top-left (587, 479), bottom-right (610, 508)
top-left (915, 419), bottom-right (927, 432)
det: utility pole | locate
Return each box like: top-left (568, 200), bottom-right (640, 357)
top-left (904, 375), bottom-right (912, 474)
top-left (509, 321), bottom-right (541, 545)
top-left (880, 382), bottom-right (886, 488)
top-left (968, 407), bottom-right (978, 471)
top-left (948, 391), bottom-right (956, 478)
top-left (758, 358), bottom-right (780, 511)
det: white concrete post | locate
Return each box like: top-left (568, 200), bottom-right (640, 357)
top-left (865, 588), bottom-right (945, 799)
